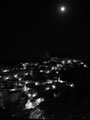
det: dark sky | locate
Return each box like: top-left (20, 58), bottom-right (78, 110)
top-left (6, 0), bottom-right (90, 62)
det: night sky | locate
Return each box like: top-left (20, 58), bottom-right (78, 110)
top-left (6, 0), bottom-right (90, 62)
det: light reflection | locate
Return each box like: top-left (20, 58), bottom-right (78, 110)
top-left (14, 74), bottom-right (18, 78)
top-left (52, 85), bottom-right (56, 89)
top-left (3, 76), bottom-right (11, 80)
top-left (45, 87), bottom-right (50, 91)
top-left (2, 69), bottom-right (9, 73)
top-left (69, 83), bottom-right (75, 88)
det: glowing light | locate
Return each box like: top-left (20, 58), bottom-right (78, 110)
top-left (60, 6), bottom-right (66, 11)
